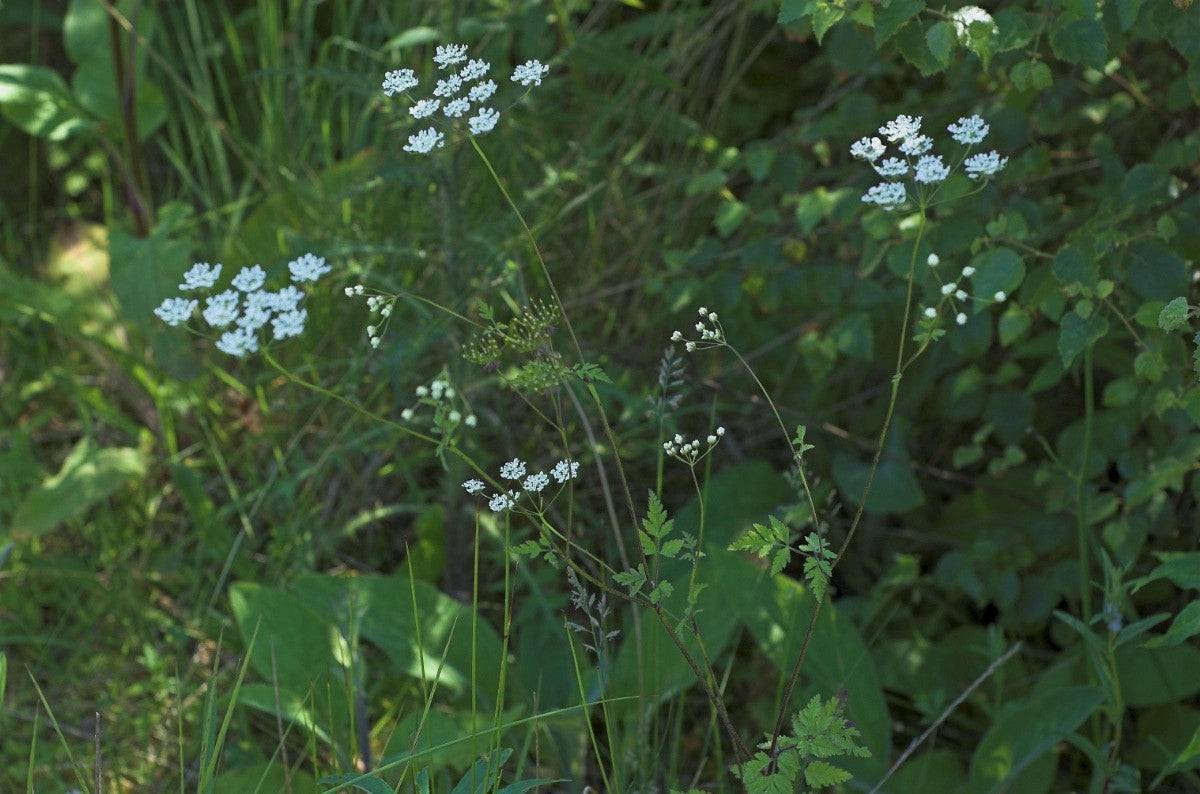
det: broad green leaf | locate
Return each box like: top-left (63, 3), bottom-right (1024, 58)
top-left (778, 0), bottom-right (814, 25)
top-left (1116, 642), bottom-right (1200, 707)
top-left (0, 64), bottom-right (92, 140)
top-left (833, 451), bottom-right (926, 514)
top-left (1010, 59), bottom-right (1053, 91)
top-left (1159, 297), bottom-right (1190, 331)
top-left (1050, 18), bottom-right (1109, 69)
top-left (998, 306), bottom-right (1031, 346)
top-left (967, 686), bottom-right (1103, 791)
top-left (1057, 311), bottom-right (1108, 368)
top-left (889, 749), bottom-right (965, 791)
top-left (1129, 240), bottom-right (1190, 300)
top-left (1142, 552), bottom-right (1200, 590)
top-left (874, 0), bottom-right (924, 46)
top-left (715, 199), bottom-right (749, 238)
top-left (811, 3), bottom-right (845, 43)
top-left (1142, 601), bottom-right (1200, 647)
top-left (896, 20), bottom-right (947, 75)
top-left (11, 438), bottom-right (145, 539)
top-left (229, 585), bottom-right (335, 695)
top-left (925, 21), bottom-right (956, 66)
top-left (1051, 244), bottom-right (1099, 290)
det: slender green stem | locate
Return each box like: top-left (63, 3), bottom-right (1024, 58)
top-left (1077, 344), bottom-right (1095, 620)
top-left (767, 210), bottom-right (927, 755)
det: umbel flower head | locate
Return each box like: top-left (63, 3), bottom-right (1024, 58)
top-left (153, 252), bottom-right (331, 358)
top-left (380, 41), bottom-right (550, 155)
top-left (851, 113), bottom-right (1008, 211)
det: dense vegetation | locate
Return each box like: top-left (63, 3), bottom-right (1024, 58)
top-left (1, 0), bottom-right (1199, 791)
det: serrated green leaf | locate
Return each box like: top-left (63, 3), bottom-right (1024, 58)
top-left (874, 0), bottom-right (924, 46)
top-left (1050, 17), bottom-right (1109, 69)
top-left (1058, 312), bottom-right (1108, 368)
top-left (1052, 244), bottom-right (1099, 290)
top-left (659, 538), bottom-right (686, 558)
top-left (811, 3), bottom-right (845, 43)
top-left (971, 247), bottom-right (1026, 300)
top-left (895, 20), bottom-right (947, 75)
top-left (771, 547), bottom-right (790, 576)
top-left (805, 760), bottom-right (853, 788)
top-left (778, 0), bottom-right (814, 25)
top-left (925, 21), bottom-right (956, 65)
top-left (1159, 297), bottom-right (1190, 331)
top-left (1010, 59), bottom-right (1053, 91)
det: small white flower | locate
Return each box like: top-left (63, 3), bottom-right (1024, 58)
top-left (488, 491), bottom-right (517, 512)
top-left (433, 43), bottom-right (470, 69)
top-left (288, 252), bottom-right (330, 283)
top-left (468, 107), bottom-right (500, 135)
top-left (875, 157), bottom-right (908, 177)
top-left (941, 283), bottom-right (956, 296)
top-left (670, 330), bottom-right (683, 341)
top-left (154, 297), bottom-right (197, 326)
top-left (272, 308), bottom-right (307, 340)
top-left (468, 80), bottom-right (497, 102)
top-left (685, 341), bottom-right (696, 352)
top-left (994, 291), bottom-right (1007, 302)
top-left (952, 6), bottom-right (997, 44)
top-left (216, 326), bottom-right (259, 357)
top-left (179, 262), bottom-right (222, 290)
top-left (463, 479), bottom-right (485, 494)
top-left (465, 414), bottom-right (477, 427)
top-left (898, 134), bottom-right (933, 156)
top-left (695, 322), bottom-right (704, 332)
top-left (231, 265), bottom-right (266, 292)
top-left (344, 287), bottom-right (354, 296)
top-left (717, 426), bottom-right (725, 436)
top-left (961, 266), bottom-right (976, 277)
top-left (404, 127), bottom-right (445, 154)
top-left (416, 385), bottom-right (428, 397)
top-left (955, 289), bottom-right (968, 301)
top-left (948, 114), bottom-right (989, 145)
top-left (849, 136), bottom-right (886, 162)
top-left (366, 325), bottom-right (377, 336)
top-left (444, 97), bottom-right (470, 118)
top-left (914, 154), bottom-right (949, 183)
top-left (382, 69), bottom-right (418, 96)
top-left (956, 312), bottom-right (968, 325)
top-left (674, 434), bottom-right (684, 443)
top-left (511, 59), bottom-right (549, 86)
top-left (924, 307), bottom-right (937, 318)
top-left (409, 98), bottom-right (441, 119)
top-left (927, 253), bottom-right (940, 267)
top-left (964, 150), bottom-right (1008, 179)
top-left (433, 75), bottom-right (463, 97)
top-left (370, 336), bottom-right (381, 349)
top-left (551, 459), bottom-right (579, 483)
top-left (460, 59), bottom-right (489, 81)
top-left (500, 458), bottom-right (527, 480)
top-left (523, 472), bottom-right (550, 493)
top-left (706, 434), bottom-right (717, 444)
top-left (861, 182), bottom-right (907, 210)
top-left (203, 290), bottom-right (240, 327)
top-left (879, 114), bottom-right (922, 142)
top-left (401, 408), bottom-right (414, 421)
top-left (449, 410), bottom-right (461, 423)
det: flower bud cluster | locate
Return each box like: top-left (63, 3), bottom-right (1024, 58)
top-left (670, 306), bottom-right (725, 352)
top-left (343, 284), bottom-right (396, 349)
top-left (663, 426), bottom-right (725, 466)
top-left (919, 254), bottom-right (1010, 329)
top-left (400, 372), bottom-right (477, 435)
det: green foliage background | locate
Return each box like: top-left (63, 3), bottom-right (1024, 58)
top-left (1, 0), bottom-right (1199, 791)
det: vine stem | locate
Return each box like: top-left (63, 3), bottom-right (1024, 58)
top-left (1078, 344), bottom-right (1095, 620)
top-left (766, 210), bottom-right (927, 760)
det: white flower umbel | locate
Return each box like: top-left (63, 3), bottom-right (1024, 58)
top-left (216, 326), bottom-right (259, 357)
top-left (914, 155), bottom-right (949, 184)
top-left (271, 286), bottom-right (304, 312)
top-left (468, 107), bottom-right (500, 135)
top-left (382, 69), bottom-right (418, 96)
top-left (849, 136), bottom-right (886, 162)
top-left (180, 262), bottom-right (221, 291)
top-left (523, 472), bottom-right (550, 493)
top-left (862, 182), bottom-right (907, 210)
top-left (875, 157), bottom-right (909, 177)
top-left (231, 265), bottom-right (267, 293)
top-left (551, 459), bottom-right (579, 483)
top-left (964, 151), bottom-right (1009, 179)
top-left (468, 80), bottom-right (497, 102)
top-left (460, 58), bottom-right (490, 81)
top-left (154, 297), bottom-right (197, 326)
top-left (511, 59), bottom-right (549, 86)
top-left (287, 252), bottom-right (330, 283)
top-left (404, 127), bottom-right (445, 154)
top-left (203, 290), bottom-right (240, 327)
top-left (898, 134), bottom-right (933, 156)
top-left (663, 426), bottom-right (725, 467)
top-left (433, 43), bottom-right (469, 69)
top-left (409, 98), bottom-right (440, 119)
top-left (948, 114), bottom-right (989, 145)
top-left (271, 309), bottom-right (307, 340)
top-left (488, 491), bottom-right (517, 512)
top-left (237, 300), bottom-right (271, 331)
top-left (462, 479), bottom-right (486, 494)
top-left (443, 97), bottom-right (470, 118)
top-left (433, 75), bottom-right (464, 97)
top-left (879, 114), bottom-right (922, 142)
top-left (500, 458), bottom-right (527, 480)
